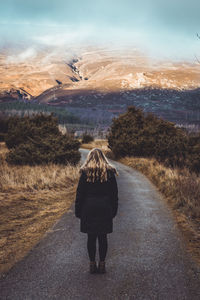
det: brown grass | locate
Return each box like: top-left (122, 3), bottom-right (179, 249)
top-left (119, 156), bottom-right (200, 263)
top-left (81, 139), bottom-right (109, 151)
top-left (0, 142), bottom-right (80, 274)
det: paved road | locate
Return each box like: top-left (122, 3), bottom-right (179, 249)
top-left (0, 149), bottom-right (200, 299)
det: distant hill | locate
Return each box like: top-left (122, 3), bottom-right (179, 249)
top-left (1, 48), bottom-right (200, 100)
top-left (0, 48), bottom-right (200, 128)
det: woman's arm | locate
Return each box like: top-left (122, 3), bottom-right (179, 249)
top-left (109, 174), bottom-right (118, 218)
top-left (75, 172), bottom-right (86, 218)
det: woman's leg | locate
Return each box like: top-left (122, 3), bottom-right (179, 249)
top-left (87, 233), bottom-right (97, 261)
top-left (98, 234), bottom-right (108, 261)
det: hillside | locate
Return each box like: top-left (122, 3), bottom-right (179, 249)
top-left (1, 48), bottom-right (200, 99)
top-left (0, 48), bottom-right (200, 127)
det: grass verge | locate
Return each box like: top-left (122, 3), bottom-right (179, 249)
top-left (119, 156), bottom-right (200, 263)
top-left (81, 139), bottom-right (109, 151)
top-left (0, 142), bottom-right (79, 274)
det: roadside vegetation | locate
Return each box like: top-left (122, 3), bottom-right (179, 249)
top-left (0, 114), bottom-right (81, 274)
top-left (2, 114), bottom-right (81, 165)
top-left (108, 106), bottom-right (200, 173)
top-left (119, 156), bottom-right (200, 262)
top-left (107, 106), bottom-right (200, 263)
top-left (81, 138), bottom-right (109, 151)
top-left (0, 142), bottom-right (80, 274)
top-left (81, 132), bottom-right (94, 144)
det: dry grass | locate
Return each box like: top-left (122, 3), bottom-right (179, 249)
top-left (0, 142), bottom-right (80, 274)
top-left (119, 156), bottom-right (200, 263)
top-left (81, 139), bottom-right (109, 151)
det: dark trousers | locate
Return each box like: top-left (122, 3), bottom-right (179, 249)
top-left (87, 233), bottom-right (108, 261)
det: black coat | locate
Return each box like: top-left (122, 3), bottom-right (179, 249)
top-left (75, 170), bottom-right (118, 234)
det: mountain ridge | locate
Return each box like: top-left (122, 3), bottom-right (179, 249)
top-left (1, 48), bottom-right (200, 103)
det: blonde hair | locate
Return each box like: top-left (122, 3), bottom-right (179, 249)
top-left (80, 148), bottom-right (118, 182)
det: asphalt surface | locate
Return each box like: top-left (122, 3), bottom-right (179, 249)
top-left (0, 148), bottom-right (200, 300)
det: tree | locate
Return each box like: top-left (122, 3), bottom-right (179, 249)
top-left (187, 132), bottom-right (200, 173)
top-left (82, 132), bottom-right (94, 144)
top-left (5, 114), bottom-right (81, 165)
top-left (107, 106), bottom-right (188, 168)
top-left (0, 114), bottom-right (9, 142)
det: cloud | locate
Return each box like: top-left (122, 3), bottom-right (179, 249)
top-left (1, 0), bottom-right (200, 61)
top-left (32, 25), bottom-right (95, 47)
top-left (6, 47), bottom-right (37, 63)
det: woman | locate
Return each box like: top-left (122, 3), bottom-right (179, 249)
top-left (75, 148), bottom-right (118, 274)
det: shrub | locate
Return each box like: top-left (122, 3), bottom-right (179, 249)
top-left (5, 114), bottom-right (81, 165)
top-left (107, 106), bottom-right (188, 168)
top-left (186, 133), bottom-right (200, 173)
top-left (0, 116), bottom-right (9, 142)
top-left (5, 114), bottom-right (60, 149)
top-left (82, 133), bottom-right (94, 144)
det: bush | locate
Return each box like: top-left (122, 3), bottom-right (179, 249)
top-left (5, 114), bottom-right (60, 149)
top-left (5, 114), bottom-right (81, 165)
top-left (82, 133), bottom-right (94, 144)
top-left (186, 133), bottom-right (200, 173)
top-left (107, 106), bottom-right (188, 168)
top-left (0, 116), bottom-right (9, 142)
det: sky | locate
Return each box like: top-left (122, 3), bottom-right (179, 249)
top-left (1, 0), bottom-right (200, 61)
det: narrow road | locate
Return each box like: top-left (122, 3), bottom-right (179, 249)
top-left (0, 149), bottom-right (200, 299)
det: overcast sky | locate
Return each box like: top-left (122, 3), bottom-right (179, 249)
top-left (1, 0), bottom-right (200, 60)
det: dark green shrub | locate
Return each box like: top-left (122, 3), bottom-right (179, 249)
top-left (5, 114), bottom-right (81, 165)
top-left (0, 116), bottom-right (9, 142)
top-left (82, 133), bottom-right (94, 144)
top-left (107, 106), bottom-right (188, 168)
top-left (186, 133), bottom-right (200, 173)
top-left (5, 114), bottom-right (60, 149)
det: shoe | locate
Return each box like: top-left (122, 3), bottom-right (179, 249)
top-left (89, 261), bottom-right (98, 274)
top-left (98, 261), bottom-right (106, 274)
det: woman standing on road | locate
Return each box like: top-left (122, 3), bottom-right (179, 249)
top-left (75, 148), bottom-right (118, 274)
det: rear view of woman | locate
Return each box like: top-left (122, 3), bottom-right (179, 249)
top-left (75, 148), bottom-right (118, 274)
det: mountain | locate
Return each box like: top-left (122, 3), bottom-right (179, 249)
top-left (0, 48), bottom-right (200, 102)
top-left (0, 48), bottom-right (200, 128)
top-left (0, 49), bottom-right (80, 100)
